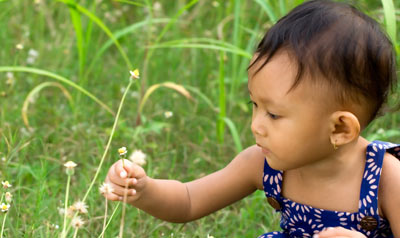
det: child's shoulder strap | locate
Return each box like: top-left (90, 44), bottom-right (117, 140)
top-left (357, 140), bottom-right (400, 229)
top-left (263, 158), bottom-right (283, 210)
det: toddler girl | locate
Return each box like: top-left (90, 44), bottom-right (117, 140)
top-left (105, 1), bottom-right (400, 237)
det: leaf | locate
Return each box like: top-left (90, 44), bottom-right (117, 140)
top-left (138, 82), bottom-right (193, 114)
top-left (22, 82), bottom-right (73, 128)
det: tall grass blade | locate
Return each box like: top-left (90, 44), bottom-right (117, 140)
top-left (381, 0), bottom-right (398, 54)
top-left (68, 2), bottom-right (86, 78)
top-left (58, 0), bottom-right (133, 69)
top-left (138, 82), bottom-right (193, 115)
top-left (22, 82), bottom-right (73, 128)
top-left (184, 85), bottom-right (218, 112)
top-left (278, 0), bottom-right (287, 16)
top-left (114, 0), bottom-right (146, 7)
top-left (0, 66), bottom-right (114, 116)
top-left (230, 0), bottom-right (242, 101)
top-left (254, 0), bottom-right (277, 23)
top-left (217, 52), bottom-right (226, 143)
top-left (86, 18), bottom-right (170, 78)
top-left (222, 117), bottom-right (243, 153)
top-left (381, 0), bottom-right (397, 43)
top-left (148, 42), bottom-right (252, 59)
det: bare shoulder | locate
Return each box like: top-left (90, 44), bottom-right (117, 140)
top-left (227, 144), bottom-right (265, 190)
top-left (379, 151), bottom-right (400, 235)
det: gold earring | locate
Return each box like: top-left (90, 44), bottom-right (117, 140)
top-left (333, 141), bottom-right (338, 150)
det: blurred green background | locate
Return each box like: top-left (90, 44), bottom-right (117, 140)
top-left (0, 0), bottom-right (399, 237)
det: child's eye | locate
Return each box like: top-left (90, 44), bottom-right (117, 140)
top-left (267, 112), bottom-right (280, 120)
top-left (248, 100), bottom-right (257, 108)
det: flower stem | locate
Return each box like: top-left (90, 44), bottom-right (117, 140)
top-left (100, 197), bottom-right (108, 238)
top-left (97, 203), bottom-right (120, 238)
top-left (72, 228), bottom-right (78, 238)
top-left (118, 182), bottom-right (129, 238)
top-left (1, 213), bottom-right (7, 238)
top-left (82, 79), bottom-right (133, 202)
top-left (65, 79), bottom-right (134, 235)
top-left (61, 175), bottom-right (71, 238)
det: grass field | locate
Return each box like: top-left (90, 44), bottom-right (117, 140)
top-left (0, 0), bottom-right (399, 237)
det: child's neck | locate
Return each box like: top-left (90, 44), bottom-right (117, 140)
top-left (293, 136), bottom-right (369, 184)
top-left (282, 136), bottom-right (370, 212)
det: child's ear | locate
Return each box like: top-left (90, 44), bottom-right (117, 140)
top-left (329, 111), bottom-right (361, 147)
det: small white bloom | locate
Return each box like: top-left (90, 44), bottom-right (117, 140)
top-left (129, 150), bottom-right (147, 166)
top-left (5, 192), bottom-right (12, 203)
top-left (72, 200), bottom-right (88, 214)
top-left (207, 235), bottom-right (215, 238)
top-left (129, 69), bottom-right (140, 79)
top-left (118, 147), bottom-right (128, 156)
top-left (99, 182), bottom-right (114, 195)
top-left (71, 216), bottom-right (85, 228)
top-left (27, 56), bottom-right (36, 64)
top-left (1, 157), bottom-right (5, 162)
top-left (153, 2), bottom-right (162, 11)
top-left (57, 206), bottom-right (75, 218)
top-left (51, 224), bottom-right (59, 229)
top-left (377, 128), bottom-right (385, 134)
top-left (16, 43), bottom-right (24, 50)
top-left (2, 181), bottom-right (12, 189)
top-left (164, 111), bottom-right (173, 118)
top-left (64, 161), bottom-right (77, 169)
top-left (6, 72), bottom-right (14, 79)
top-left (28, 49), bottom-right (39, 57)
top-left (1, 203), bottom-right (10, 213)
top-left (212, 1), bottom-right (220, 7)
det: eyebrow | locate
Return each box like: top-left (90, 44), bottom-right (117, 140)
top-left (248, 89), bottom-right (278, 106)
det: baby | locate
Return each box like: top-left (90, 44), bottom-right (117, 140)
top-left (104, 0), bottom-right (400, 237)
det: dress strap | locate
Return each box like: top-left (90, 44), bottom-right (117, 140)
top-left (263, 158), bottom-right (283, 209)
top-left (358, 140), bottom-right (400, 229)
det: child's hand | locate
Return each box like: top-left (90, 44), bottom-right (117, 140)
top-left (103, 159), bottom-right (148, 204)
top-left (314, 227), bottom-right (367, 238)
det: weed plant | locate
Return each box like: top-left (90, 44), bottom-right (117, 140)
top-left (0, 0), bottom-right (399, 237)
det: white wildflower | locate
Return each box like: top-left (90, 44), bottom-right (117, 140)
top-left (72, 200), bottom-right (88, 214)
top-left (5, 192), bottom-right (12, 203)
top-left (129, 69), bottom-right (140, 80)
top-left (129, 150), bottom-right (147, 166)
top-left (28, 49), bottom-right (39, 58)
top-left (164, 111), bottom-right (173, 118)
top-left (64, 161), bottom-right (77, 176)
top-left (2, 181), bottom-right (12, 189)
top-left (16, 43), bottom-right (24, 50)
top-left (1, 203), bottom-right (10, 213)
top-left (118, 147), bottom-right (127, 156)
top-left (99, 182), bottom-right (114, 195)
top-left (71, 216), bottom-right (85, 228)
top-left (63, 161), bottom-right (77, 169)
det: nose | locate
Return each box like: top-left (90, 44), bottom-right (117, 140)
top-left (251, 113), bottom-right (267, 137)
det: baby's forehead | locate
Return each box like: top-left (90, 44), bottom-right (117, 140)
top-left (248, 51), bottom-right (331, 103)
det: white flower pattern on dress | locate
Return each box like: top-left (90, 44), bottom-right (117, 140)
top-left (258, 141), bottom-right (398, 238)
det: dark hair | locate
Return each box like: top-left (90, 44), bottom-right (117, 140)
top-left (249, 0), bottom-right (397, 123)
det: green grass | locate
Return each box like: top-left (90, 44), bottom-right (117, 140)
top-left (0, 0), bottom-right (399, 237)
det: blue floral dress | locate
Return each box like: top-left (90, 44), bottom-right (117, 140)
top-left (259, 141), bottom-right (400, 238)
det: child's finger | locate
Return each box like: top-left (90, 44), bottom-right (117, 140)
top-left (116, 159), bottom-right (146, 181)
top-left (103, 191), bottom-right (120, 201)
top-left (115, 159), bottom-right (132, 178)
top-left (105, 178), bottom-right (137, 196)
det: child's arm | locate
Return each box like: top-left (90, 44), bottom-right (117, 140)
top-left (379, 152), bottom-right (400, 237)
top-left (104, 145), bottom-right (264, 222)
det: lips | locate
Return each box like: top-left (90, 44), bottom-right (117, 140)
top-left (256, 143), bottom-right (270, 154)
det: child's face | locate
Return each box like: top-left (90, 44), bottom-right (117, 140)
top-left (248, 51), bottom-right (335, 171)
